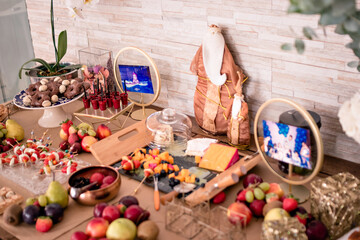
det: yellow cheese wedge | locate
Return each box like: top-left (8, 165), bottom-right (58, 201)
top-left (199, 143), bottom-right (239, 172)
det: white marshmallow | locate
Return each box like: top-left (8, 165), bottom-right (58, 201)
top-left (54, 77), bottom-right (62, 82)
top-left (39, 85), bottom-right (48, 92)
top-left (62, 80), bottom-right (70, 86)
top-left (51, 95), bottom-right (59, 103)
top-left (40, 79), bottom-right (48, 85)
top-left (42, 100), bottom-right (51, 107)
top-left (59, 85), bottom-right (66, 93)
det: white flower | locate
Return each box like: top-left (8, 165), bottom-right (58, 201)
top-left (338, 92), bottom-right (360, 144)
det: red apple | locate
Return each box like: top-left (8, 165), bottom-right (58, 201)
top-left (94, 202), bottom-right (108, 218)
top-left (103, 176), bottom-right (116, 185)
top-left (123, 205), bottom-right (144, 225)
top-left (227, 202), bottom-right (252, 226)
top-left (78, 129), bottom-right (89, 139)
top-left (71, 231), bottom-right (89, 240)
top-left (116, 204), bottom-right (127, 215)
top-left (243, 173), bottom-right (263, 188)
top-left (86, 217), bottom-right (109, 238)
top-left (100, 183), bottom-right (110, 188)
top-left (102, 205), bottom-right (121, 223)
top-left (35, 216), bottom-right (53, 232)
top-left (59, 129), bottom-right (69, 141)
top-left (68, 133), bottom-right (80, 145)
top-left (249, 200), bottom-right (266, 217)
top-left (90, 172), bottom-right (105, 185)
top-left (81, 136), bottom-right (98, 152)
top-left (96, 124), bottom-right (112, 140)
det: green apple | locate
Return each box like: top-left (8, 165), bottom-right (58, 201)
top-left (106, 218), bottom-right (137, 240)
top-left (264, 208), bottom-right (290, 221)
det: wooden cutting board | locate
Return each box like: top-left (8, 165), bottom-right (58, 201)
top-left (90, 120), bottom-right (153, 166)
top-left (185, 153), bottom-right (261, 207)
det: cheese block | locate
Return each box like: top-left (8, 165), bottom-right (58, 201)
top-left (199, 143), bottom-right (239, 172)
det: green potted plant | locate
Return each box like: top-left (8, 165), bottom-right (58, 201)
top-left (18, 0), bottom-right (81, 82)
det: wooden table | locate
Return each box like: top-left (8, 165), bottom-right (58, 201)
top-left (0, 100), bottom-right (358, 240)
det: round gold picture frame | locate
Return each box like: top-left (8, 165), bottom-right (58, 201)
top-left (113, 46), bottom-right (161, 120)
top-left (253, 98), bottom-right (324, 198)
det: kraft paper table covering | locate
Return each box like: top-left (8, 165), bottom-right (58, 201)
top-left (0, 100), bottom-right (312, 240)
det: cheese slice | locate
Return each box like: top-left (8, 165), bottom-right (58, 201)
top-left (199, 143), bottom-right (239, 172)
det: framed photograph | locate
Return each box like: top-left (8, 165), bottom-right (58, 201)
top-left (262, 120), bottom-right (312, 169)
top-left (118, 65), bottom-right (154, 94)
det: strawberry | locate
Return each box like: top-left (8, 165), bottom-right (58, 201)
top-left (35, 216), bottom-right (53, 232)
top-left (295, 212), bottom-right (308, 225)
top-left (122, 161), bottom-right (134, 171)
top-left (283, 198), bottom-right (298, 212)
top-left (236, 189), bottom-right (247, 202)
top-left (133, 159), bottom-right (141, 169)
top-left (60, 119), bottom-right (73, 135)
top-left (58, 151), bottom-right (65, 159)
top-left (212, 191), bottom-right (226, 204)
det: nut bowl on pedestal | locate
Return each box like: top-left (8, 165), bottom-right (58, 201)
top-left (68, 166), bottom-right (121, 206)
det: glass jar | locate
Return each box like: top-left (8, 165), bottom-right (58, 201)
top-left (146, 108), bottom-right (192, 155)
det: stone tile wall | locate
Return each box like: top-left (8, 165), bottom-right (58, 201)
top-left (25, 0), bottom-right (360, 163)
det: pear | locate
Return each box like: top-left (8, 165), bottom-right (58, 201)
top-left (5, 119), bottom-right (24, 141)
top-left (45, 181), bottom-right (69, 208)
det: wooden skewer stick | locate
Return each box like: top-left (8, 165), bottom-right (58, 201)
top-left (13, 138), bottom-right (20, 145)
top-left (132, 176), bottom-right (147, 195)
top-left (30, 130), bottom-right (34, 139)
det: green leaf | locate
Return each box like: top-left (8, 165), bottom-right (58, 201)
top-left (57, 30), bottom-right (67, 64)
top-left (281, 43), bottom-right (292, 51)
top-left (18, 58), bottom-right (52, 79)
top-left (346, 41), bottom-right (360, 49)
top-left (347, 61), bottom-right (359, 68)
top-left (331, 0), bottom-right (356, 16)
top-left (58, 64), bottom-right (82, 71)
top-left (303, 26), bottom-right (318, 40)
top-left (319, 10), bottom-right (347, 26)
top-left (295, 39), bottom-right (305, 54)
top-left (51, 0), bottom-right (57, 61)
top-left (335, 24), bottom-right (347, 35)
top-left (344, 18), bottom-right (360, 32)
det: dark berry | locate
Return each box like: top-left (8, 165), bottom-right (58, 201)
top-left (195, 177), bottom-right (200, 182)
top-left (173, 179), bottom-right (180, 186)
top-left (200, 183), bottom-right (206, 188)
top-left (174, 171), bottom-right (179, 176)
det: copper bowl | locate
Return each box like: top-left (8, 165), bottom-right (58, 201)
top-left (68, 165), bottom-right (121, 206)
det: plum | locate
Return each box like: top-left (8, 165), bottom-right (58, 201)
top-left (306, 220), bottom-right (328, 240)
top-left (118, 195), bottom-right (139, 207)
top-left (45, 203), bottom-right (64, 223)
top-left (243, 173), bottom-right (263, 188)
top-left (23, 205), bottom-right (40, 224)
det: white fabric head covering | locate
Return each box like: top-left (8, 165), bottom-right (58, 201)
top-left (202, 25), bottom-right (227, 86)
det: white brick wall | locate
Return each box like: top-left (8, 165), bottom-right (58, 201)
top-left (25, 0), bottom-right (360, 163)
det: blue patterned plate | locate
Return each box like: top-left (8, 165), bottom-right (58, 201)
top-left (13, 90), bottom-right (84, 110)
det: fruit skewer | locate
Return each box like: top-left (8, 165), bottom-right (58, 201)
top-left (132, 169), bottom-right (154, 195)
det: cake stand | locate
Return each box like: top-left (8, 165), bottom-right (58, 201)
top-left (13, 90), bottom-right (84, 128)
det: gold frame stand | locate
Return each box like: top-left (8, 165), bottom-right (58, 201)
top-left (253, 98), bottom-right (324, 202)
top-left (113, 46), bottom-right (161, 120)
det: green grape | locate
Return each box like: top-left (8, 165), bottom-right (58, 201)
top-left (1, 129), bottom-right (7, 135)
top-left (259, 182), bottom-right (270, 192)
top-left (25, 197), bottom-right (37, 206)
top-left (245, 190), bottom-right (254, 203)
top-left (0, 131), bottom-right (3, 139)
top-left (38, 195), bottom-right (48, 207)
top-left (254, 187), bottom-right (265, 200)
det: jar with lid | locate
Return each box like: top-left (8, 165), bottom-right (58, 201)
top-left (146, 108), bottom-right (192, 156)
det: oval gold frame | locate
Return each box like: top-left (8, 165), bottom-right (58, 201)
top-left (113, 46), bottom-right (161, 107)
top-left (254, 98), bottom-right (324, 185)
